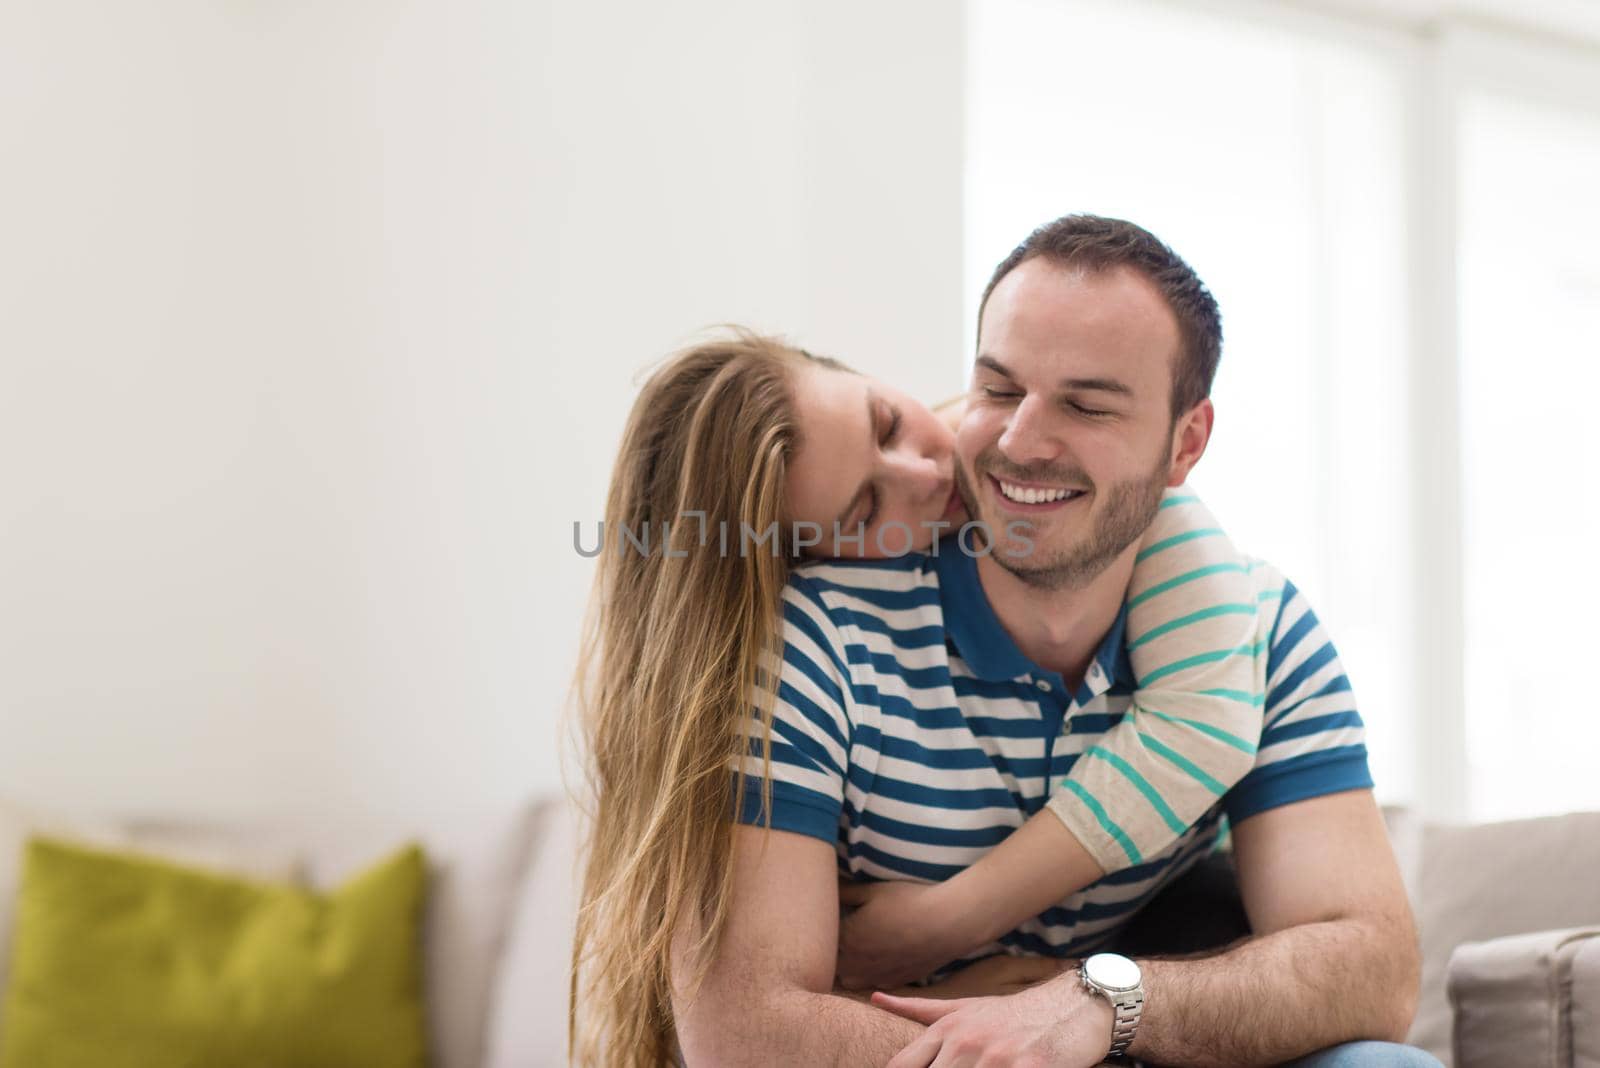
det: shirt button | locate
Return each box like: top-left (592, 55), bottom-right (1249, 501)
top-left (1089, 664), bottom-right (1104, 681)
top-left (1035, 678), bottom-right (1051, 692)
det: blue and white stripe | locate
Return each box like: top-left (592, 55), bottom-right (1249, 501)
top-left (736, 537), bottom-right (1372, 963)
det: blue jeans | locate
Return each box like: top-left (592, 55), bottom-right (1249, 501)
top-left (1279, 1041), bottom-right (1444, 1067)
top-left (683, 1039), bottom-right (1441, 1066)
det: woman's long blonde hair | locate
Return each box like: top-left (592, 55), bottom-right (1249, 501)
top-left (569, 329), bottom-right (842, 1065)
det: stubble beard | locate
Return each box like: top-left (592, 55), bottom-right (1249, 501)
top-left (958, 448), bottom-right (1171, 593)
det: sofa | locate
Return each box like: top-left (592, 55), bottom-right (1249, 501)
top-left (1, 793), bottom-right (1594, 1066)
top-left (1384, 807), bottom-right (1600, 1066)
top-left (0, 792), bottom-right (582, 1068)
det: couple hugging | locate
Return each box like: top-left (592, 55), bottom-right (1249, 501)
top-left (571, 215), bottom-right (1435, 1068)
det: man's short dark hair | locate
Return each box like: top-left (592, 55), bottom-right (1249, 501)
top-left (978, 214), bottom-right (1222, 420)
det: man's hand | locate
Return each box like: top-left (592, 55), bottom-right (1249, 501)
top-left (836, 878), bottom-right (978, 989)
top-left (870, 972), bottom-right (1115, 1068)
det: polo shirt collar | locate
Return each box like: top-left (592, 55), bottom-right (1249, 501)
top-left (1101, 605), bottom-right (1138, 692)
top-left (934, 540), bottom-right (1033, 681)
top-left (934, 537), bottom-right (1137, 697)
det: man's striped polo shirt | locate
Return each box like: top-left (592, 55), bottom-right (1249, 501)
top-left (736, 534), bottom-right (1373, 963)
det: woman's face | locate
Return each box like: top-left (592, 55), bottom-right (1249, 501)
top-left (785, 363), bottom-right (964, 559)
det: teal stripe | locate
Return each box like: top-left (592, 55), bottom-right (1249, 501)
top-left (1199, 688), bottom-right (1267, 706)
top-left (1137, 731), bottom-right (1228, 795)
top-left (1257, 589), bottom-right (1282, 603)
top-left (1138, 707), bottom-right (1258, 754)
top-left (1057, 779), bottom-right (1142, 865)
top-left (1127, 603), bottom-right (1257, 650)
top-left (1085, 746), bottom-right (1187, 835)
top-left (1127, 563), bottom-right (1250, 611)
top-left (1158, 494), bottom-right (1198, 510)
top-left (1138, 640), bottom-right (1269, 687)
top-left (1135, 527), bottom-right (1224, 564)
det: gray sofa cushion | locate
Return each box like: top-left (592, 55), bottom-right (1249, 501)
top-left (1447, 927), bottom-right (1600, 1067)
top-left (1409, 812), bottom-right (1600, 1064)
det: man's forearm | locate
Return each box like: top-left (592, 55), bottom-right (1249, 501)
top-left (1127, 913), bottom-right (1420, 1068)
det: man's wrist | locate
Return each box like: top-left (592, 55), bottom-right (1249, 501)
top-left (1034, 967), bottom-right (1116, 1058)
top-left (1079, 953), bottom-right (1145, 1060)
top-left (1081, 980), bottom-right (1116, 1035)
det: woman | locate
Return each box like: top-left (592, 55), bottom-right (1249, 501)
top-left (569, 329), bottom-right (1262, 1065)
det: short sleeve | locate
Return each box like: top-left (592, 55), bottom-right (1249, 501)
top-left (733, 574), bottom-right (853, 845)
top-left (1224, 575), bottom-right (1374, 824)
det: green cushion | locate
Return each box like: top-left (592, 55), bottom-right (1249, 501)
top-left (0, 836), bottom-right (429, 1068)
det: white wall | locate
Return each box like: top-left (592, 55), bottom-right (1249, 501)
top-left (0, 0), bottom-right (966, 821)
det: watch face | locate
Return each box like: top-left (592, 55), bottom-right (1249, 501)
top-left (1084, 952), bottom-right (1141, 992)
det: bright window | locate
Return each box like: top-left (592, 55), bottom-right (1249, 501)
top-left (967, 0), bottom-right (1416, 801)
top-left (1458, 88), bottom-right (1600, 820)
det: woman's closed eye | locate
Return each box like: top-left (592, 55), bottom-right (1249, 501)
top-left (857, 403), bottom-right (900, 529)
top-left (879, 406), bottom-right (902, 447)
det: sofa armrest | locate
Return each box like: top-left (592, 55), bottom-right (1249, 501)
top-left (1447, 926), bottom-right (1600, 1068)
top-left (1574, 936), bottom-right (1600, 1068)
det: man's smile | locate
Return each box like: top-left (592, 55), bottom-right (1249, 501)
top-left (986, 473), bottom-right (1090, 512)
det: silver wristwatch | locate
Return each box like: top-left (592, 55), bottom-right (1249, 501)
top-left (1079, 952), bottom-right (1144, 1060)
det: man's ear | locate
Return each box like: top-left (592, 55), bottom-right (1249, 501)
top-left (1166, 398), bottom-right (1214, 487)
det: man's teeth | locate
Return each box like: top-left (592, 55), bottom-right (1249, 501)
top-left (997, 480), bottom-right (1082, 504)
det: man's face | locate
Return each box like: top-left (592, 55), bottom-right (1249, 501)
top-left (956, 259), bottom-right (1185, 590)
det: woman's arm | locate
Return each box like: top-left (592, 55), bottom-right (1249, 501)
top-left (1045, 487), bottom-right (1264, 876)
top-left (835, 815), bottom-right (1101, 989)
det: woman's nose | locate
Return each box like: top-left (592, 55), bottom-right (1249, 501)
top-left (888, 449), bottom-right (947, 498)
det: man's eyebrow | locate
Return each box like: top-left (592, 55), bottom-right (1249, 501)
top-left (974, 355), bottom-right (1014, 379)
top-left (976, 356), bottom-right (1132, 398)
top-left (1058, 376), bottom-right (1133, 396)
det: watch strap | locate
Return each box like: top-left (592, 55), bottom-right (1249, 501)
top-left (1107, 990), bottom-right (1143, 1058)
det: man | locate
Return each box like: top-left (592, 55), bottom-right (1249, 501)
top-left (671, 216), bottom-right (1432, 1066)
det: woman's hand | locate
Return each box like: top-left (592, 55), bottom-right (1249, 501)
top-left (899, 953), bottom-right (1068, 1000)
top-left (834, 952), bottom-right (1067, 1004)
top-left (836, 878), bottom-right (981, 990)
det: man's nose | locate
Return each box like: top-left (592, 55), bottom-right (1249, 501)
top-left (997, 394), bottom-right (1062, 466)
